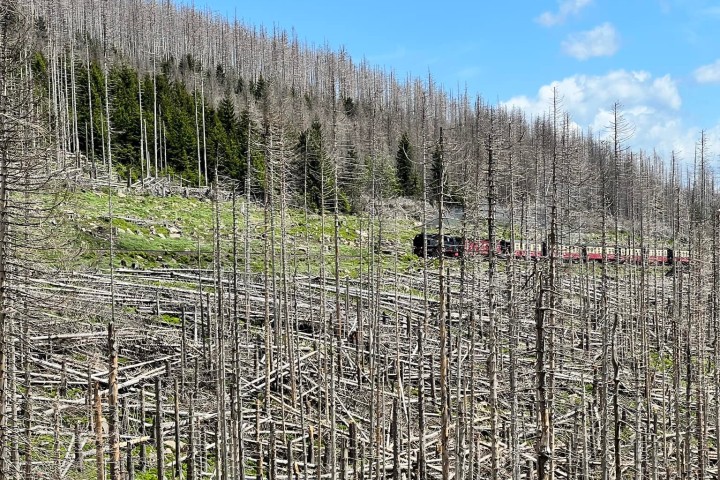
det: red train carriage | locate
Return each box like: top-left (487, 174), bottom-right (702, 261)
top-left (494, 240), bottom-right (544, 259)
top-left (645, 248), bottom-right (668, 265)
top-left (558, 244), bottom-right (582, 262)
top-left (466, 239), bottom-right (501, 256)
top-left (620, 247), bottom-right (643, 264)
top-left (412, 233), bottom-right (691, 266)
top-left (583, 246), bottom-right (603, 262)
top-left (673, 249), bottom-right (690, 265)
top-left (523, 242), bottom-right (544, 259)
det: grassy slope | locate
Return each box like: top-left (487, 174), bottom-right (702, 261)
top-left (66, 189), bottom-right (422, 277)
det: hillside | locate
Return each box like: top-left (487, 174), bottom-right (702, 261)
top-left (1, 1), bottom-right (719, 480)
top-left (9, 172), bottom-right (719, 480)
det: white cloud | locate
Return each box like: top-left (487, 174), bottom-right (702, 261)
top-left (501, 70), bottom-right (699, 157)
top-left (536, 0), bottom-right (592, 27)
top-left (561, 23), bottom-right (620, 60)
top-left (694, 60), bottom-right (720, 84)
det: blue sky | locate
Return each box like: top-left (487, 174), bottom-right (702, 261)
top-left (189, 0), bottom-right (719, 162)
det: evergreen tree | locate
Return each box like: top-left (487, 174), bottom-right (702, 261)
top-left (340, 142), bottom-right (365, 212)
top-left (74, 60), bottom-right (106, 163)
top-left (209, 94), bottom-right (243, 180)
top-left (217, 95), bottom-right (237, 133)
top-left (238, 107), bottom-right (265, 196)
top-left (366, 154), bottom-right (399, 200)
top-left (158, 77), bottom-right (198, 176)
top-left (109, 64), bottom-right (142, 174)
top-left (296, 120), bottom-right (348, 212)
top-left (251, 74), bottom-right (266, 102)
top-left (395, 132), bottom-right (418, 197)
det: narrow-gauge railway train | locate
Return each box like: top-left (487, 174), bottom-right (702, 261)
top-left (412, 233), bottom-right (691, 265)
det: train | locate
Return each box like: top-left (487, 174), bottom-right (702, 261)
top-left (412, 233), bottom-right (691, 265)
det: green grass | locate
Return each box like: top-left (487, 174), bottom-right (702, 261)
top-left (160, 314), bottom-right (182, 325)
top-left (67, 189), bottom-right (423, 278)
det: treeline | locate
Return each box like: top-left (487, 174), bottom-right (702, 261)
top-left (32, 49), bottom-right (275, 197)
top-left (31, 45), bottom-right (451, 214)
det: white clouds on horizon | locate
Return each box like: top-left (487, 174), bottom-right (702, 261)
top-left (694, 59), bottom-right (720, 83)
top-left (561, 23), bottom-right (620, 60)
top-left (536, 0), bottom-right (592, 27)
top-left (501, 70), bottom-right (715, 159)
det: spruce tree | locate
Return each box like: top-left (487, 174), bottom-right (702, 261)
top-left (296, 120), bottom-right (347, 211)
top-left (209, 95), bottom-right (243, 180)
top-left (395, 132), bottom-right (418, 197)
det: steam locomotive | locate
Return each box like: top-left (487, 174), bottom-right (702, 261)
top-left (412, 233), bottom-right (690, 265)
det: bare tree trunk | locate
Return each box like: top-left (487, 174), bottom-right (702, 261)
top-left (437, 127), bottom-right (450, 480)
top-left (155, 377), bottom-right (164, 480)
top-left (108, 323), bottom-right (121, 480)
top-left (485, 119), bottom-right (499, 480)
top-left (94, 383), bottom-right (106, 480)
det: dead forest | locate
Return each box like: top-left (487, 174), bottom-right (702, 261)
top-left (1, 1), bottom-right (720, 479)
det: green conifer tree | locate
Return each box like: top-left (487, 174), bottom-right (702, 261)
top-left (296, 120), bottom-right (348, 212)
top-left (395, 132), bottom-right (418, 197)
top-left (431, 132), bottom-right (446, 201)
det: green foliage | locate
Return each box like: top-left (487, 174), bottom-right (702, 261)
top-left (160, 77), bottom-right (199, 177)
top-left (430, 133), bottom-right (444, 200)
top-left (179, 53), bottom-right (201, 74)
top-left (215, 63), bottom-right (226, 84)
top-left (239, 108), bottom-right (266, 195)
top-left (343, 97), bottom-right (357, 117)
top-left (295, 120), bottom-right (349, 212)
top-left (31, 51), bottom-right (49, 99)
top-left (74, 60), bottom-right (105, 163)
top-left (161, 314), bottom-right (181, 325)
top-left (365, 155), bottom-right (399, 200)
top-left (109, 64), bottom-right (142, 168)
top-left (395, 132), bottom-right (419, 197)
top-left (339, 143), bottom-right (365, 213)
top-left (250, 74), bottom-right (266, 101)
top-left (235, 77), bottom-right (245, 94)
top-left (70, 57), bottom-right (263, 185)
top-left (31, 50), bottom-right (48, 80)
top-left (650, 351), bottom-right (673, 373)
top-left (208, 94), bottom-right (245, 182)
